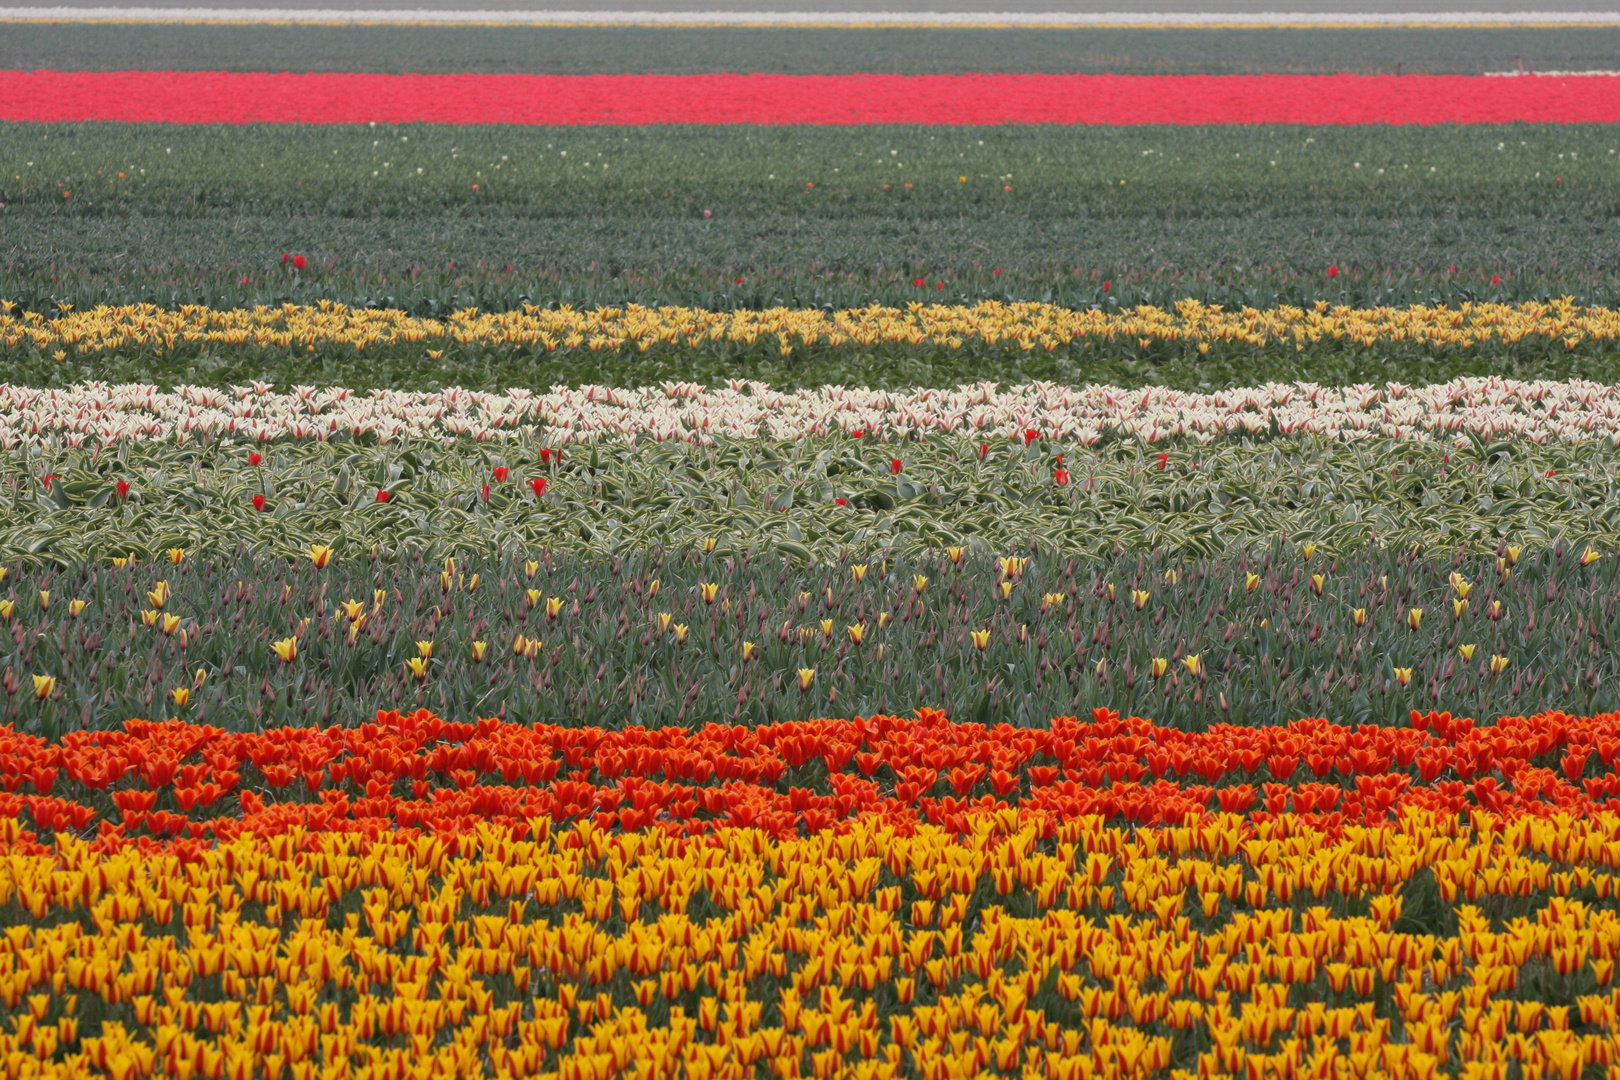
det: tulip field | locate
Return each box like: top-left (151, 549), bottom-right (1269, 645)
top-left (9, 17), bottom-right (1620, 1080)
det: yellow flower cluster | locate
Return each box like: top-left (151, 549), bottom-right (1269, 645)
top-left (3, 299), bottom-right (1619, 357)
top-left (2, 809), bottom-right (1619, 1080)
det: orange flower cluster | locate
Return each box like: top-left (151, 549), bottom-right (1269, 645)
top-left (3, 708), bottom-right (1619, 852)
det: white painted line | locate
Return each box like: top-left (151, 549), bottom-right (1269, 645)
top-left (5, 5), bottom-right (1620, 23)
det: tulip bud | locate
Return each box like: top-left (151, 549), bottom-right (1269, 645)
top-left (1353, 608), bottom-right (1367, 627)
top-left (1245, 573), bottom-right (1260, 591)
top-left (741, 641), bottom-right (757, 662)
top-left (471, 640), bottom-right (487, 662)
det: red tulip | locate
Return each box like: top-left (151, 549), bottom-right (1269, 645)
top-left (116, 480), bottom-right (130, 499)
top-left (248, 452), bottom-right (262, 466)
top-left (293, 255), bottom-right (307, 270)
top-left (539, 448), bottom-right (552, 464)
top-left (1102, 280), bottom-right (1110, 292)
top-left (936, 282), bottom-right (944, 290)
top-left (281, 253), bottom-right (289, 263)
top-left (913, 277), bottom-right (925, 288)
top-left (42, 474), bottom-right (56, 490)
top-left (1492, 275), bottom-right (1502, 285)
top-left (529, 477), bottom-right (548, 497)
top-left (252, 494), bottom-right (267, 512)
top-left (492, 466), bottom-right (509, 482)
top-left (992, 267), bottom-right (1001, 278)
top-left (890, 459), bottom-right (902, 474)
top-left (1157, 453), bottom-right (1169, 470)
top-left (851, 430), bottom-right (864, 439)
top-left (1054, 469), bottom-right (1070, 486)
top-left (1327, 266), bottom-right (1339, 278)
top-left (835, 497), bottom-right (847, 506)
top-left (375, 490), bottom-right (390, 502)
top-left (977, 444), bottom-right (988, 460)
top-left (480, 484), bottom-right (491, 502)
top-left (1024, 429), bottom-right (1038, 445)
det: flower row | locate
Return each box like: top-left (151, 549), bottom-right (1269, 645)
top-left (5, 708), bottom-right (1620, 849)
top-left (0, 804), bottom-right (1618, 1080)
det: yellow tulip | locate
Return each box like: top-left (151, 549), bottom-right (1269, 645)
top-left (700, 582), bottom-right (719, 603)
top-left (271, 637), bottom-right (297, 663)
top-left (161, 613), bottom-right (181, 636)
top-left (1453, 599), bottom-right (1468, 619)
top-left (1182, 654), bottom-right (1202, 677)
top-left (169, 547), bottom-right (186, 565)
top-left (703, 537), bottom-right (718, 554)
top-left (1310, 574), bottom-right (1324, 595)
top-left (847, 623), bottom-right (866, 645)
top-left (406, 656), bottom-right (429, 680)
top-left (820, 619), bottom-right (834, 638)
top-left (193, 668), bottom-right (207, 687)
top-left (877, 612), bottom-right (889, 629)
top-left (796, 668), bottom-right (815, 691)
top-left (1042, 592), bottom-right (1064, 611)
top-left (1150, 657), bottom-right (1169, 678)
top-left (1449, 572), bottom-right (1471, 598)
top-left (141, 609), bottom-right (159, 627)
top-left (1245, 572), bottom-right (1260, 591)
top-left (851, 564), bottom-right (868, 582)
top-left (656, 613), bottom-right (672, 634)
top-left (1132, 589), bottom-right (1150, 610)
top-left (546, 596), bottom-right (564, 620)
top-left (37, 590), bottom-right (48, 610)
top-left (741, 641), bottom-right (757, 662)
top-left (1352, 608), bottom-right (1367, 627)
top-left (1581, 547), bottom-right (1602, 567)
top-left (914, 575), bottom-right (929, 593)
top-left (1490, 654), bottom-right (1510, 674)
top-left (525, 559), bottom-right (540, 579)
top-left (0, 599), bottom-right (12, 621)
top-left (946, 546), bottom-right (965, 564)
top-left (471, 640), bottom-right (487, 662)
top-left (306, 544), bottom-right (334, 569)
top-left (1095, 658), bottom-right (1107, 677)
top-left (1393, 666), bottom-right (1413, 686)
top-left (32, 674), bottom-right (54, 700)
top-left (68, 599), bottom-right (87, 618)
top-left (1164, 569), bottom-right (1178, 586)
top-left (340, 599), bottom-right (365, 621)
top-left (1000, 581), bottom-right (1014, 600)
top-left (148, 581), bottom-right (169, 609)
top-left (970, 629), bottom-right (991, 651)
top-left (416, 640), bottom-right (434, 659)
top-left (1490, 600), bottom-right (1503, 620)
top-left (673, 624), bottom-right (689, 644)
top-left (527, 588), bottom-right (542, 607)
top-left (1458, 644), bottom-right (1477, 661)
top-left (1506, 545), bottom-right (1521, 566)
top-left (171, 686), bottom-right (190, 707)
top-left (1407, 608), bottom-right (1423, 630)
top-left (373, 588), bottom-right (387, 611)
top-left (1302, 542), bottom-right (1317, 559)
top-left (647, 577), bottom-right (660, 598)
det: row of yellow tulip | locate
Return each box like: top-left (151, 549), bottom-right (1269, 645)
top-left (1, 805), bottom-right (1618, 1080)
top-left (4, 299), bottom-right (1615, 358)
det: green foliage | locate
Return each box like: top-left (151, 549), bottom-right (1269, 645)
top-left (6, 538), bottom-right (1616, 733)
top-left (9, 435), bottom-right (1620, 566)
top-left (4, 122), bottom-right (1619, 334)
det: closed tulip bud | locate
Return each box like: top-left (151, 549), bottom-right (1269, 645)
top-left (68, 599), bottom-right (87, 618)
top-left (1106, 582), bottom-right (1116, 602)
top-left (1095, 658), bottom-right (1107, 677)
top-left (525, 559), bottom-right (540, 579)
top-left (847, 623), bottom-right (865, 645)
top-left (406, 656), bottom-right (429, 680)
top-left (1581, 547), bottom-right (1602, 567)
top-left (467, 574), bottom-right (479, 591)
top-left (914, 575), bottom-right (929, 593)
top-left (1458, 643), bottom-right (1477, 661)
top-left (946, 546), bottom-right (965, 564)
top-left (1018, 623), bottom-right (1029, 643)
top-left (1000, 581), bottom-right (1014, 600)
top-left (416, 640), bottom-right (434, 659)
top-left (797, 668), bottom-right (815, 691)
top-left (1407, 608), bottom-right (1423, 630)
top-left (1150, 657), bottom-right (1168, 679)
top-left (1490, 600), bottom-right (1503, 619)
top-left (1353, 607), bottom-right (1367, 626)
top-left (32, 674), bottom-right (55, 700)
top-left (1393, 666), bottom-right (1413, 686)
top-left (700, 582), bottom-right (719, 603)
top-left (271, 637), bottom-right (297, 663)
top-left (471, 640), bottom-right (487, 662)
top-left (970, 629), bottom-right (991, 651)
top-left (647, 578), bottom-right (660, 598)
top-left (306, 544), bottom-right (335, 569)
top-left (1490, 654), bottom-right (1510, 674)
top-left (851, 564), bottom-right (868, 582)
top-left (171, 686), bottom-right (190, 708)
top-left (193, 668), bottom-right (207, 688)
top-left (1453, 598), bottom-right (1468, 619)
top-left (1132, 589), bottom-right (1150, 610)
top-left (1245, 572), bottom-right (1260, 591)
top-left (1164, 569), bottom-right (1178, 586)
top-left (673, 624), bottom-right (688, 643)
top-left (1310, 574), bottom-right (1324, 595)
top-left (741, 641), bottom-right (757, 662)
top-left (877, 612), bottom-right (889, 629)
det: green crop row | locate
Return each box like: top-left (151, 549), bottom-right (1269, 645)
top-left (4, 23), bottom-right (1617, 76)
top-left (4, 122), bottom-right (1619, 337)
top-left (6, 539), bottom-right (1617, 733)
top-left (6, 434), bottom-right (1620, 566)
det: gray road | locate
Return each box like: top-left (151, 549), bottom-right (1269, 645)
top-left (3, 0), bottom-right (1619, 15)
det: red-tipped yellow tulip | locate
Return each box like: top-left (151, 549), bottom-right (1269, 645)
top-left (797, 668), bottom-right (815, 691)
top-left (271, 637), bottom-right (298, 664)
top-left (32, 674), bottom-right (54, 700)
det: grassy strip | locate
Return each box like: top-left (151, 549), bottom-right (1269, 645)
top-left (2, 23), bottom-right (1616, 75)
top-left (4, 122), bottom-right (1618, 318)
top-left (5, 537), bottom-right (1614, 732)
